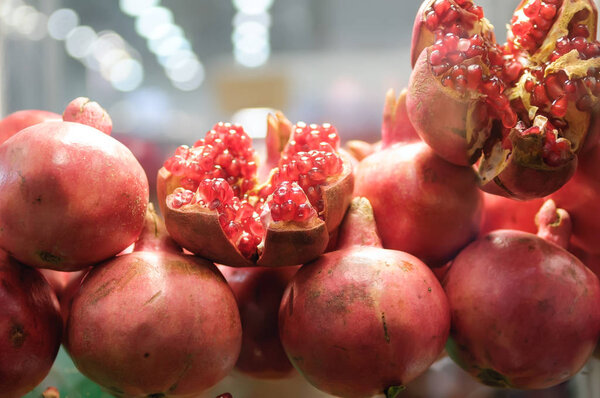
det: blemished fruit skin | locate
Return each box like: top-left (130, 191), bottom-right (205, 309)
top-left (65, 212), bottom-right (242, 397)
top-left (354, 141), bottom-right (483, 267)
top-left (0, 250), bottom-right (62, 398)
top-left (279, 245), bottom-right (450, 398)
top-left (0, 121), bottom-right (149, 270)
top-left (443, 229), bottom-right (600, 389)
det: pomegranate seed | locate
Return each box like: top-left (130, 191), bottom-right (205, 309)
top-left (576, 95), bottom-right (593, 111)
top-left (572, 8), bottom-right (590, 23)
top-left (455, 75), bottom-right (467, 92)
top-left (502, 109), bottom-right (518, 128)
top-left (442, 76), bottom-right (455, 89)
top-left (469, 5), bottom-right (484, 19)
top-left (447, 51), bottom-right (465, 65)
top-left (512, 21), bottom-right (532, 37)
top-left (545, 74), bottom-right (565, 100)
top-left (295, 203), bottom-right (314, 222)
top-left (564, 80), bottom-right (577, 98)
top-left (523, 0), bottom-right (541, 18)
top-left (482, 78), bottom-right (502, 97)
top-left (532, 84), bottom-right (550, 106)
top-left (551, 96), bottom-right (568, 118)
top-left (539, 3), bottom-right (557, 20)
top-left (432, 63), bottom-right (451, 75)
top-left (572, 37), bottom-right (587, 52)
top-left (571, 24), bottom-right (590, 39)
top-left (443, 33), bottom-right (459, 50)
top-left (425, 11), bottom-right (440, 30)
top-left (433, 0), bottom-right (451, 16)
top-left (503, 61), bottom-right (523, 83)
top-left (442, 7), bottom-right (459, 24)
top-left (584, 42), bottom-right (600, 58)
top-left (465, 64), bottom-right (482, 87)
top-left (465, 45), bottom-right (485, 58)
top-left (429, 50), bottom-right (444, 65)
top-left (525, 79), bottom-right (535, 92)
top-left (457, 38), bottom-right (471, 52)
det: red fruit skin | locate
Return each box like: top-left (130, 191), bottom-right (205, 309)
top-left (354, 141), bottom-right (483, 267)
top-left (219, 265), bottom-right (298, 379)
top-left (39, 269), bottom-right (87, 300)
top-left (0, 109), bottom-right (61, 145)
top-left (279, 246), bottom-right (450, 398)
top-left (66, 252), bottom-right (241, 397)
top-left (444, 230), bottom-right (600, 389)
top-left (549, 143), bottom-right (600, 254)
top-left (62, 97), bottom-right (112, 136)
top-left (0, 121), bottom-right (149, 270)
top-left (479, 192), bottom-right (544, 236)
top-left (0, 250), bottom-right (62, 398)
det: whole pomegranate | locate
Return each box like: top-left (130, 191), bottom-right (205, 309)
top-left (0, 109), bottom-right (60, 145)
top-left (0, 250), bottom-right (62, 398)
top-left (407, 0), bottom-right (600, 199)
top-left (443, 199), bottom-right (600, 389)
top-left (219, 265), bottom-right (298, 379)
top-left (0, 121), bottom-right (149, 270)
top-left (65, 206), bottom-right (242, 397)
top-left (549, 138), bottom-right (600, 253)
top-left (354, 90), bottom-right (483, 267)
top-left (157, 115), bottom-right (354, 267)
top-left (279, 197), bottom-right (451, 398)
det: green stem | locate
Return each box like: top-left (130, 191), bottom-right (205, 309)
top-left (385, 385), bottom-right (406, 398)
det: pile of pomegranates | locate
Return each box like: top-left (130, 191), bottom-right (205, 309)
top-left (2, 0), bottom-right (600, 397)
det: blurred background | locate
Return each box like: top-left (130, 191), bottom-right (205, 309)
top-left (0, 0), bottom-right (523, 147)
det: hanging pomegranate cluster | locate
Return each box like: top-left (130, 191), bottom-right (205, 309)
top-left (407, 0), bottom-right (600, 199)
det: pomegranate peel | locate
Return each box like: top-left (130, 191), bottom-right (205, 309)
top-left (62, 97), bottom-right (112, 136)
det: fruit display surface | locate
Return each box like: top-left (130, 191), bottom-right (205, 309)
top-left (3, 0), bottom-right (600, 396)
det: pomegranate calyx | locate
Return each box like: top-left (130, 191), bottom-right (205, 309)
top-left (385, 385), bottom-right (407, 398)
top-left (262, 111), bottom-right (293, 178)
top-left (134, 203), bottom-right (181, 254)
top-left (535, 199), bottom-right (572, 248)
top-left (336, 197), bottom-right (383, 249)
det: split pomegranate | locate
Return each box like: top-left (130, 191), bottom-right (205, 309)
top-left (278, 197), bottom-right (450, 398)
top-left (0, 121), bottom-right (149, 270)
top-left (354, 90), bottom-right (483, 267)
top-left (65, 206), bottom-right (242, 397)
top-left (157, 117), bottom-right (353, 267)
top-left (0, 250), bottom-right (62, 398)
top-left (0, 109), bottom-right (60, 145)
top-left (219, 265), bottom-right (298, 379)
top-left (443, 199), bottom-right (600, 389)
top-left (407, 0), bottom-right (600, 199)
top-left (62, 97), bottom-right (113, 135)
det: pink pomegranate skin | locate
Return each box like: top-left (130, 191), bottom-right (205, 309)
top-left (444, 230), bottom-right (600, 389)
top-left (0, 250), bottom-right (62, 398)
top-left (220, 265), bottom-right (298, 379)
top-left (0, 121), bottom-right (149, 270)
top-left (479, 192), bottom-right (544, 236)
top-left (0, 109), bottom-right (60, 145)
top-left (354, 141), bottom-right (483, 267)
top-left (62, 97), bottom-right (112, 136)
top-left (550, 142), bottom-right (600, 254)
top-left (65, 209), bottom-right (242, 397)
top-left (279, 245), bottom-right (450, 398)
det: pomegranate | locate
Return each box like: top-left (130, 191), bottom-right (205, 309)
top-left (0, 250), bottom-right (62, 398)
top-left (62, 97), bottom-right (112, 135)
top-left (157, 117), bottom-right (354, 267)
top-left (443, 199), bottom-right (600, 389)
top-left (479, 192), bottom-right (544, 235)
top-left (65, 205), bottom-right (242, 397)
top-left (0, 109), bottom-right (60, 145)
top-left (0, 121), bottom-right (149, 270)
top-left (219, 265), bottom-right (298, 379)
top-left (354, 90), bottom-right (483, 267)
top-left (407, 0), bottom-right (600, 199)
top-left (39, 268), bottom-right (88, 300)
top-left (549, 139), bottom-right (600, 253)
top-left (278, 197), bottom-right (451, 398)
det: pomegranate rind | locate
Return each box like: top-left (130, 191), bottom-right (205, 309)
top-left (407, 49), bottom-right (490, 166)
top-left (319, 154), bottom-right (354, 232)
top-left (0, 121), bottom-right (149, 271)
top-left (0, 110), bottom-right (61, 145)
top-left (444, 230), bottom-right (600, 389)
top-left (158, 167), bottom-right (331, 267)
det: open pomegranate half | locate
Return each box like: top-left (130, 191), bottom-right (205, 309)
top-left (157, 116), bottom-right (353, 267)
top-left (407, 0), bottom-right (600, 199)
